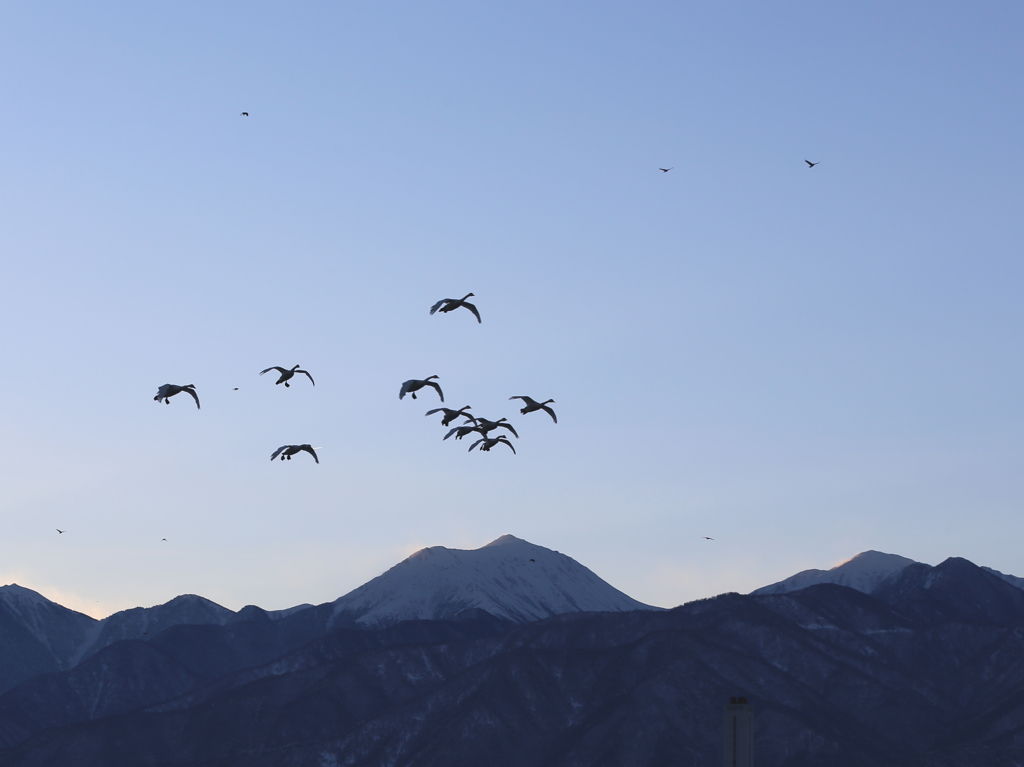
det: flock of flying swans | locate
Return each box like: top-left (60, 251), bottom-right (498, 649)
top-left (408, 294), bottom-right (558, 453)
top-left (153, 292), bottom-right (557, 463)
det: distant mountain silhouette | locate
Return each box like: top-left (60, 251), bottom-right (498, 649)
top-left (3, 548), bottom-right (1024, 765)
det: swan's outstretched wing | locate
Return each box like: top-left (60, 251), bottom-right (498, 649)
top-left (299, 445), bottom-right (319, 464)
top-left (260, 367), bottom-right (286, 377)
top-left (297, 369), bottom-right (315, 386)
top-left (498, 438), bottom-right (516, 454)
top-left (509, 396), bottom-right (531, 405)
top-left (425, 380), bottom-right (444, 402)
top-left (183, 386), bottom-right (201, 409)
top-left (541, 404), bottom-right (557, 423)
top-left (463, 301), bottom-right (482, 323)
top-left (430, 298), bottom-right (452, 315)
top-left (467, 438), bottom-right (485, 452)
top-left (425, 408), bottom-right (446, 417)
top-left (499, 421), bottom-right (518, 438)
top-left (399, 380), bottom-right (414, 400)
top-left (271, 445), bottom-right (288, 461)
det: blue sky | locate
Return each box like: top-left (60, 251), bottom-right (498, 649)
top-left (1, 2), bottom-right (1021, 618)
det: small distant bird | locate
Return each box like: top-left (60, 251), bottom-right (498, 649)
top-left (805, 160), bottom-right (819, 168)
top-left (703, 536), bottom-right (714, 540)
top-left (468, 435), bottom-right (516, 454)
top-left (530, 558), bottom-right (535, 562)
top-left (260, 365), bottom-right (315, 388)
top-left (154, 384), bottom-right (200, 409)
top-left (162, 538), bottom-right (167, 541)
top-left (271, 444), bottom-right (320, 464)
top-left (400, 376), bottom-right (444, 402)
top-left (233, 388), bottom-right (239, 391)
top-left (443, 423), bottom-right (482, 441)
top-left (659, 167), bottom-right (673, 173)
top-left (56, 529), bottom-right (65, 534)
top-left (430, 293), bottom-right (481, 323)
top-left (240, 112), bottom-right (249, 117)
top-left (473, 417), bottom-right (518, 438)
top-left (425, 406), bottom-right (476, 427)
top-left (509, 396), bottom-right (557, 423)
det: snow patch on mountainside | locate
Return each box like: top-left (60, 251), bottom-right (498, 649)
top-left (0, 584), bottom-right (96, 655)
top-left (751, 551), bottom-right (919, 596)
top-left (329, 534), bottom-right (661, 628)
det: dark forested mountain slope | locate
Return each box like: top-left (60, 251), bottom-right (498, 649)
top-left (3, 558), bottom-right (1024, 766)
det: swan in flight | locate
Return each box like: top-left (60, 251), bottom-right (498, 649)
top-left (443, 423), bottom-right (483, 441)
top-left (429, 293), bottom-right (481, 323)
top-left (260, 365), bottom-right (315, 387)
top-left (468, 435), bottom-right (516, 454)
top-left (400, 376), bottom-right (444, 402)
top-left (473, 417), bottom-right (518, 438)
top-left (154, 384), bottom-right (200, 409)
top-left (805, 160), bottom-right (820, 168)
top-left (425, 406), bottom-right (476, 426)
top-left (270, 444), bottom-right (320, 464)
top-left (659, 167), bottom-right (673, 173)
top-left (509, 396), bottom-right (557, 423)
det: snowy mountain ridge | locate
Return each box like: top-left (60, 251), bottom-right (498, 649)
top-left (751, 550), bottom-right (917, 596)
top-left (752, 550), bottom-right (1024, 597)
top-left (329, 534), bottom-right (660, 627)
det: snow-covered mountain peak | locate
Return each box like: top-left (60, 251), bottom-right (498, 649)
top-left (0, 584), bottom-right (55, 606)
top-left (752, 550), bottom-right (918, 596)
top-left (482, 533), bottom-right (527, 548)
top-left (329, 535), bottom-right (660, 628)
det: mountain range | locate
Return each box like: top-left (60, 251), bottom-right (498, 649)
top-left (2, 536), bottom-right (1024, 766)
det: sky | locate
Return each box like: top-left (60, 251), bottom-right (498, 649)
top-left (1, 2), bottom-right (1021, 619)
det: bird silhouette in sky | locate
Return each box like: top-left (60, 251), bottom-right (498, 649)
top-left (659, 167), bottom-right (673, 172)
top-left (509, 396), bottom-right (557, 423)
top-left (240, 112), bottom-right (249, 116)
top-left (805, 160), bottom-right (820, 168)
top-left (468, 435), bottom-right (516, 454)
top-left (154, 384), bottom-right (200, 409)
top-left (430, 293), bottom-right (481, 323)
top-left (400, 376), bottom-right (444, 402)
top-left (443, 423), bottom-right (481, 441)
top-left (56, 529), bottom-right (65, 534)
top-left (271, 444), bottom-right (320, 464)
top-left (473, 417), bottom-right (518, 438)
top-left (260, 365), bottom-right (314, 388)
top-left (703, 536), bottom-right (714, 540)
top-left (425, 406), bottom-right (476, 426)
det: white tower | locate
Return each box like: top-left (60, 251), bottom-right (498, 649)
top-left (723, 696), bottom-right (753, 767)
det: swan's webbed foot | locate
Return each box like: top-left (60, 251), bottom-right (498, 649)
top-left (284, 382), bottom-right (290, 387)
